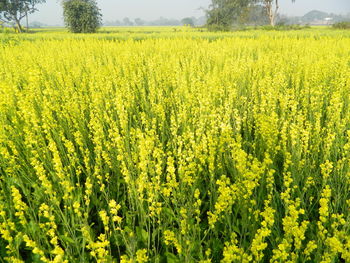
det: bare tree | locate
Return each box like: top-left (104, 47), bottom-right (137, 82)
top-left (262, 0), bottom-right (295, 26)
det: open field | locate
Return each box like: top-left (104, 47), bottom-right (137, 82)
top-left (1, 27), bottom-right (350, 262)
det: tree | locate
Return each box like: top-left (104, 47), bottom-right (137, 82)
top-left (261, 0), bottom-right (295, 26)
top-left (122, 17), bottom-right (133, 26)
top-left (181, 17), bottom-right (195, 27)
top-left (0, 0), bottom-right (45, 32)
top-left (247, 4), bottom-right (269, 26)
top-left (206, 0), bottom-right (257, 29)
top-left (134, 18), bottom-right (144, 26)
top-left (63, 0), bottom-right (102, 33)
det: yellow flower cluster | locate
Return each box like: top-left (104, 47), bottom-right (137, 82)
top-left (109, 199), bottom-right (122, 225)
top-left (318, 185), bottom-right (332, 240)
top-left (83, 226), bottom-right (110, 263)
top-left (23, 235), bottom-right (49, 263)
top-left (164, 230), bottom-right (182, 254)
top-left (222, 233), bottom-right (251, 263)
top-left (11, 187), bottom-right (28, 226)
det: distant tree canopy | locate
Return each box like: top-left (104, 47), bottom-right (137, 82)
top-left (181, 17), bottom-right (195, 27)
top-left (123, 17), bottom-right (133, 26)
top-left (0, 0), bottom-right (46, 32)
top-left (207, 0), bottom-right (295, 29)
top-left (206, 0), bottom-right (254, 30)
top-left (134, 18), bottom-right (145, 26)
top-left (63, 0), bottom-right (102, 33)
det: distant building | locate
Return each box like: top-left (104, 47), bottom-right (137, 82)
top-left (325, 17), bottom-right (334, 25)
top-left (309, 17), bottom-right (334, 26)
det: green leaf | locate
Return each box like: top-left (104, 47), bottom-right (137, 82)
top-left (136, 226), bottom-right (149, 244)
top-left (165, 252), bottom-right (180, 263)
top-left (60, 235), bottom-right (75, 245)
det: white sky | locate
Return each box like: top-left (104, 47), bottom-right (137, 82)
top-left (29, 0), bottom-right (350, 25)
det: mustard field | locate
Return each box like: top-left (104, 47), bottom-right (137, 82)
top-left (0, 27), bottom-right (350, 262)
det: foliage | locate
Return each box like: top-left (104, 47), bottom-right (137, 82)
top-left (245, 4), bottom-right (269, 26)
top-left (63, 0), bottom-right (102, 33)
top-left (259, 24), bottom-right (310, 30)
top-left (0, 28), bottom-right (350, 262)
top-left (206, 0), bottom-right (296, 29)
top-left (0, 0), bottom-right (45, 32)
top-left (206, 0), bottom-right (256, 29)
top-left (333, 21), bottom-right (350, 29)
top-left (134, 18), bottom-right (145, 26)
top-left (181, 17), bottom-right (194, 27)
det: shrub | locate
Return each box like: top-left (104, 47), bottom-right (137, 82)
top-left (260, 24), bottom-right (309, 31)
top-left (207, 24), bottom-right (231, 32)
top-left (332, 22), bottom-right (350, 30)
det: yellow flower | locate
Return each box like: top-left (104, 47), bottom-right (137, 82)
top-left (109, 199), bottom-right (122, 224)
top-left (136, 249), bottom-right (149, 263)
top-left (99, 210), bottom-right (109, 231)
top-left (164, 230), bottom-right (182, 254)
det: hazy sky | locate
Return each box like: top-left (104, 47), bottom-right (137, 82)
top-left (30, 0), bottom-right (350, 25)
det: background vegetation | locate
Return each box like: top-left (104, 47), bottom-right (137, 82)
top-left (333, 21), bottom-right (350, 30)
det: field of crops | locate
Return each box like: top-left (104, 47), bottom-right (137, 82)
top-left (0, 27), bottom-right (350, 262)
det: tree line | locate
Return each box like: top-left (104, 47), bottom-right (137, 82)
top-left (104, 17), bottom-right (207, 27)
top-left (1, 0), bottom-right (297, 33)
